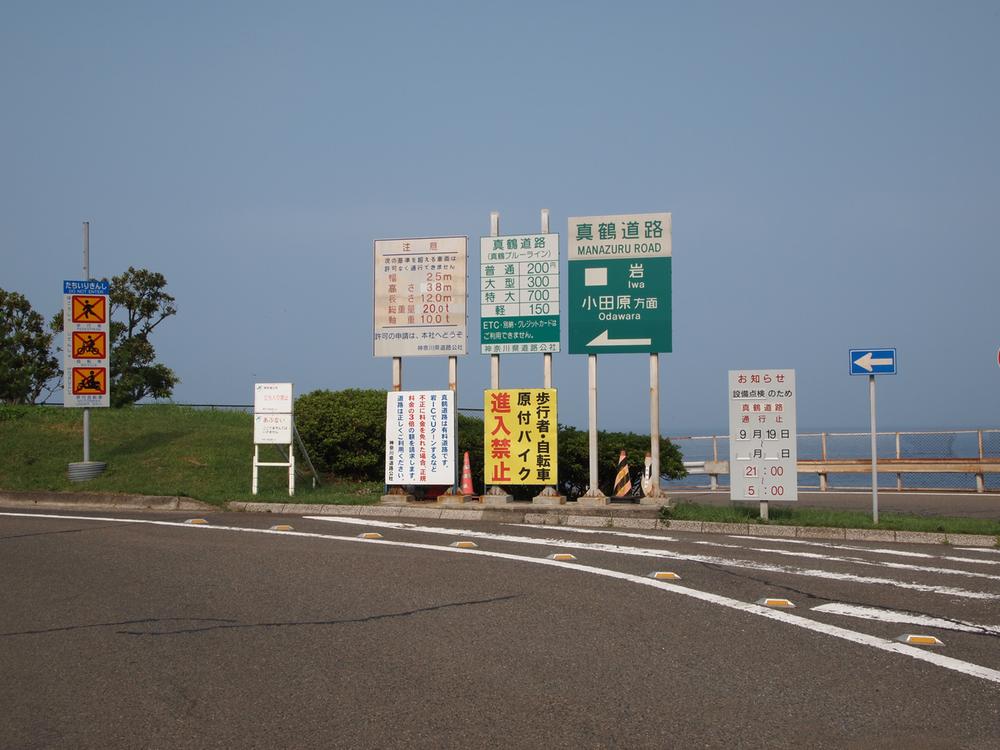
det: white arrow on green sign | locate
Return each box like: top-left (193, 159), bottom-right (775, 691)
top-left (567, 212), bottom-right (672, 354)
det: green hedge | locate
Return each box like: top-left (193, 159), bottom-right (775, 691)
top-left (295, 388), bottom-right (686, 498)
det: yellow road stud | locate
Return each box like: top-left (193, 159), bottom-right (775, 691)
top-left (757, 597), bottom-right (795, 608)
top-left (547, 553), bottom-right (577, 561)
top-left (358, 532), bottom-right (383, 540)
top-left (450, 541), bottom-right (478, 549)
top-left (899, 634), bottom-right (944, 646)
top-left (184, 518), bottom-right (208, 525)
top-left (269, 524), bottom-right (294, 532)
top-left (649, 572), bottom-right (682, 581)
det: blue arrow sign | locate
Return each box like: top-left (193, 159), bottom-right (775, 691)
top-left (850, 348), bottom-right (896, 375)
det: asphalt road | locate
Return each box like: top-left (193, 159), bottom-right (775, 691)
top-left (1, 510), bottom-right (998, 749)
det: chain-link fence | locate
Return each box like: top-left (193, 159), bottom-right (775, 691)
top-left (664, 429), bottom-right (1000, 491)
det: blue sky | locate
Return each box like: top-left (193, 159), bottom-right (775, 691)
top-left (2, 1), bottom-right (998, 433)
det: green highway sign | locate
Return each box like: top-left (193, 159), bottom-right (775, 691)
top-left (567, 212), bottom-right (672, 354)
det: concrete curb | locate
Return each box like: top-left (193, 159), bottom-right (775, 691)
top-left (3, 493), bottom-right (994, 548)
top-left (0, 491), bottom-right (213, 512)
top-left (225, 501), bottom-right (998, 547)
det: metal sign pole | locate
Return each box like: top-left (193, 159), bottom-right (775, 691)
top-left (252, 445), bottom-right (259, 495)
top-left (82, 221), bottom-right (91, 463)
top-left (540, 208), bottom-right (552, 389)
top-left (869, 373), bottom-right (879, 524)
top-left (641, 352), bottom-right (662, 504)
top-left (578, 353), bottom-right (609, 505)
top-left (533, 208), bottom-right (562, 505)
top-left (483, 210), bottom-right (512, 505)
top-left (489, 211), bottom-right (500, 391)
top-left (449, 355), bottom-right (459, 495)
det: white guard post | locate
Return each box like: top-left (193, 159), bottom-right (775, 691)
top-left (252, 383), bottom-right (295, 497)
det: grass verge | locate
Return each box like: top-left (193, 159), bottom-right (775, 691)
top-left (0, 404), bottom-right (380, 506)
top-left (662, 501), bottom-right (1000, 537)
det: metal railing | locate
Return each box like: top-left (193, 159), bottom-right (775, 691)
top-left (666, 429), bottom-right (1000, 492)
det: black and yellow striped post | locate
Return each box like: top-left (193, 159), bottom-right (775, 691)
top-left (613, 449), bottom-right (631, 498)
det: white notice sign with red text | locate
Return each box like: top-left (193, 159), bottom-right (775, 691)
top-left (728, 369), bottom-right (797, 502)
top-left (384, 390), bottom-right (455, 485)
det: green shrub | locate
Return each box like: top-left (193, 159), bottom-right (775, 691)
top-left (295, 389), bottom-right (388, 478)
top-left (295, 387), bottom-right (686, 497)
top-left (557, 426), bottom-right (686, 499)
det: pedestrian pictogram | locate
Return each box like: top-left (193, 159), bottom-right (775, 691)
top-left (71, 331), bottom-right (107, 359)
top-left (71, 367), bottom-right (107, 396)
top-left (614, 450), bottom-right (632, 497)
top-left (71, 295), bottom-right (106, 324)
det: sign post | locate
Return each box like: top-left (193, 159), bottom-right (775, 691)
top-left (252, 382), bottom-right (295, 497)
top-left (374, 236), bottom-right (468, 504)
top-left (64, 222), bottom-right (110, 481)
top-left (568, 212), bottom-right (672, 505)
top-left (850, 348), bottom-right (897, 524)
top-left (480, 210), bottom-right (564, 505)
top-left (728, 369), bottom-right (798, 519)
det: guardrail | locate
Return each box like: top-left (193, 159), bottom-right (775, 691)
top-left (685, 458), bottom-right (999, 493)
top-left (668, 430), bottom-right (1000, 493)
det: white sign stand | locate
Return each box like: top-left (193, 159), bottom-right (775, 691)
top-left (728, 369), bottom-right (798, 520)
top-left (251, 383), bottom-right (295, 497)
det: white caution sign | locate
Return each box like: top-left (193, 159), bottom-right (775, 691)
top-left (385, 390), bottom-right (456, 485)
top-left (252, 382), bottom-right (295, 496)
top-left (728, 369), bottom-right (797, 502)
top-left (373, 237), bottom-right (468, 357)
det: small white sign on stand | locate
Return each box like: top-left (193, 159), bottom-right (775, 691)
top-left (728, 369), bottom-right (797, 516)
top-left (252, 383), bottom-right (295, 496)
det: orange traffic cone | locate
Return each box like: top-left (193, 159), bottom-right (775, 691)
top-left (614, 450), bottom-right (632, 497)
top-left (461, 451), bottom-right (475, 496)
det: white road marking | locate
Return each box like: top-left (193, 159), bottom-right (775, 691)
top-left (812, 603), bottom-right (1000, 636)
top-left (3, 511), bottom-right (1000, 686)
top-left (506, 523), bottom-right (678, 543)
top-left (729, 536), bottom-right (1000, 566)
top-left (304, 516), bottom-right (1000, 600)
top-left (955, 548), bottom-right (1000, 555)
top-left (729, 536), bottom-right (932, 558)
top-left (687, 539), bottom-right (1000, 582)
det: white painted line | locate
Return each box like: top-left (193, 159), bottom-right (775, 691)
top-left (729, 536), bottom-right (932, 558)
top-left (729, 536), bottom-right (1000, 566)
top-left (811, 603), bottom-right (1000, 636)
top-left (303, 516), bottom-right (1000, 601)
top-left (954, 548), bottom-right (1000, 555)
top-left (507, 523), bottom-right (678, 543)
top-left (3, 511), bottom-right (999, 686)
top-left (690, 539), bottom-right (1000, 582)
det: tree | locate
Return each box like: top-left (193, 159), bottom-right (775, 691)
top-left (107, 267), bottom-right (179, 406)
top-left (0, 288), bottom-right (60, 404)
